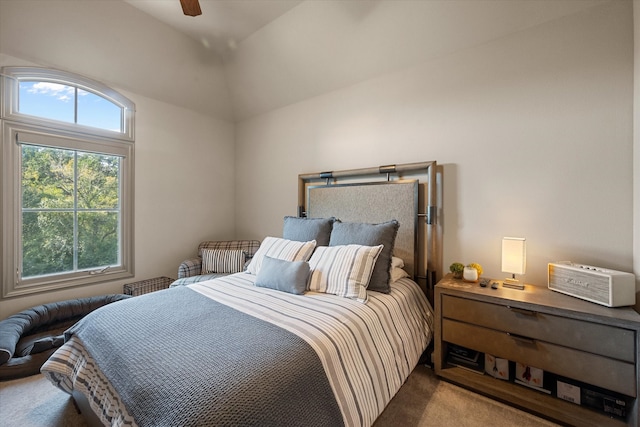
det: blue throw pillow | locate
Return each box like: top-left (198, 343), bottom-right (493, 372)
top-left (255, 255), bottom-right (311, 295)
top-left (282, 216), bottom-right (335, 247)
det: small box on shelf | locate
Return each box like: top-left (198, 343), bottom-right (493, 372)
top-left (514, 362), bottom-right (554, 395)
top-left (556, 376), bottom-right (632, 421)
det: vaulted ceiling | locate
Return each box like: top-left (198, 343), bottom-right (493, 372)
top-left (123, 0), bottom-right (610, 121)
top-left (124, 0), bottom-right (301, 55)
top-left (1, 1), bottom-right (610, 122)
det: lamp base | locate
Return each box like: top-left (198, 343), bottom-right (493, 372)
top-left (502, 277), bottom-right (525, 290)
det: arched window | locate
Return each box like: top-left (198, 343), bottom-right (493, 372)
top-left (1, 67), bottom-right (135, 297)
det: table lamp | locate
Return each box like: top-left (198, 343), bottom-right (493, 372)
top-left (502, 237), bottom-right (526, 290)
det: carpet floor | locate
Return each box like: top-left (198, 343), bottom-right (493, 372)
top-left (0, 364), bottom-right (560, 426)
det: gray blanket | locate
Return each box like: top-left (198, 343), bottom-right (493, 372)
top-left (66, 287), bottom-right (343, 426)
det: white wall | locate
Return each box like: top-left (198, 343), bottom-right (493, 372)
top-left (0, 2), bottom-right (236, 316)
top-left (235, 0), bottom-right (634, 288)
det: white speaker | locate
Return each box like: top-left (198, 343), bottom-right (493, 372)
top-left (548, 262), bottom-right (636, 307)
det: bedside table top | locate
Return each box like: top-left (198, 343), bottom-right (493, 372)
top-left (436, 274), bottom-right (640, 328)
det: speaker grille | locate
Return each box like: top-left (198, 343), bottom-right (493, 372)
top-left (548, 265), bottom-right (609, 304)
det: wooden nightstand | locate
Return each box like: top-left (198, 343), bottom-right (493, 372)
top-left (434, 274), bottom-right (640, 427)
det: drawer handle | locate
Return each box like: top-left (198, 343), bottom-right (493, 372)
top-left (507, 332), bottom-right (536, 345)
top-left (507, 306), bottom-right (537, 317)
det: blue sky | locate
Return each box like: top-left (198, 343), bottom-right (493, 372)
top-left (19, 81), bottom-right (122, 132)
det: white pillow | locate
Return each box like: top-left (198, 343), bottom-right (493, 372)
top-left (391, 256), bottom-right (405, 269)
top-left (307, 244), bottom-right (383, 303)
top-left (246, 236), bottom-right (317, 275)
top-left (201, 249), bottom-right (246, 274)
top-left (390, 266), bottom-right (409, 283)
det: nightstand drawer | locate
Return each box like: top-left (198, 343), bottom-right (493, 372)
top-left (442, 295), bottom-right (635, 362)
top-left (443, 318), bottom-right (636, 397)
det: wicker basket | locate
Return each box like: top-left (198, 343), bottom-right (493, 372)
top-left (123, 276), bottom-right (174, 296)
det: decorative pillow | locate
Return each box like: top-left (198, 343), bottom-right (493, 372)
top-left (246, 236), bottom-right (316, 275)
top-left (307, 244), bottom-right (383, 303)
top-left (255, 256), bottom-right (310, 295)
top-left (282, 216), bottom-right (335, 246)
top-left (201, 249), bottom-right (246, 274)
top-left (328, 220), bottom-right (399, 294)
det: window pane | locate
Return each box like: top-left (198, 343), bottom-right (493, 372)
top-left (18, 81), bottom-right (75, 124)
top-left (77, 89), bottom-right (123, 132)
top-left (22, 145), bottom-right (74, 209)
top-left (21, 146), bottom-right (122, 276)
top-left (77, 153), bottom-right (120, 209)
top-left (22, 211), bottom-right (74, 277)
top-left (78, 212), bottom-right (119, 269)
top-left (3, 67), bottom-right (134, 297)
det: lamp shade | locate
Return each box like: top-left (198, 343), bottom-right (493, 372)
top-left (502, 237), bottom-right (526, 275)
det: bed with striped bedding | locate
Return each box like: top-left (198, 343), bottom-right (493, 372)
top-left (42, 272), bottom-right (433, 427)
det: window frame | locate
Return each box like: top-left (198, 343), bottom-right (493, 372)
top-left (1, 67), bottom-right (135, 141)
top-left (1, 67), bottom-right (135, 298)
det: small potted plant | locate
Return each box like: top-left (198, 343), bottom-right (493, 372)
top-left (463, 263), bottom-right (483, 282)
top-left (449, 262), bottom-right (465, 279)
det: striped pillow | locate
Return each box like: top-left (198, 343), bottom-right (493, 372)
top-left (201, 249), bottom-right (246, 274)
top-left (246, 237), bottom-right (317, 275)
top-left (307, 244), bottom-right (383, 303)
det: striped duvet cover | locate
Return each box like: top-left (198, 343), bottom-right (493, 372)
top-left (42, 273), bottom-right (433, 427)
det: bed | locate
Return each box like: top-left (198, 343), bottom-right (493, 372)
top-left (41, 161), bottom-right (442, 427)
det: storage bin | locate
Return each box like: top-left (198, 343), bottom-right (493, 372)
top-left (123, 276), bottom-right (174, 296)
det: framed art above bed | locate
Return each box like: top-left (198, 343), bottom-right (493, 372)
top-left (298, 161), bottom-right (442, 301)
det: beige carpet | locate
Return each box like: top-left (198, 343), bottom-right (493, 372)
top-left (373, 365), bottom-right (559, 427)
top-left (0, 364), bottom-right (559, 427)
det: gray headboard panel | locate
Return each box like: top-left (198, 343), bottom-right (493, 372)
top-left (308, 181), bottom-right (418, 279)
top-left (298, 161), bottom-right (441, 298)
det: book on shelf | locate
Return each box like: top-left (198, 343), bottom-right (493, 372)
top-left (447, 344), bottom-right (481, 363)
top-left (447, 344), bottom-right (484, 374)
top-left (451, 361), bottom-right (485, 375)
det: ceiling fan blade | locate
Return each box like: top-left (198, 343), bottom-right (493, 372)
top-left (180, 0), bottom-right (202, 17)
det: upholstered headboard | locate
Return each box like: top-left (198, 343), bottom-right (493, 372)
top-left (298, 161), bottom-right (441, 297)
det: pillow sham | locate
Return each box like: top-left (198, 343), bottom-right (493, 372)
top-left (390, 266), bottom-right (409, 283)
top-left (201, 249), bottom-right (246, 274)
top-left (307, 244), bottom-right (383, 303)
top-left (282, 216), bottom-right (335, 246)
top-left (329, 220), bottom-right (399, 294)
top-left (391, 256), bottom-right (405, 269)
top-left (246, 236), bottom-right (316, 275)
top-left (255, 256), bottom-right (310, 295)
